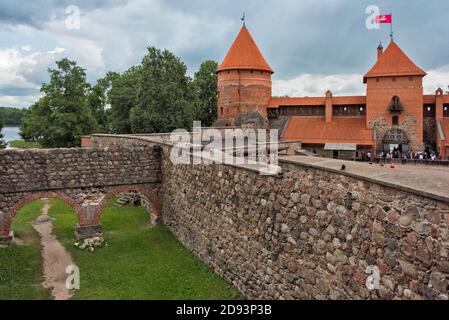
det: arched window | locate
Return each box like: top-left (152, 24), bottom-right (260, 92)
top-left (390, 96), bottom-right (403, 112)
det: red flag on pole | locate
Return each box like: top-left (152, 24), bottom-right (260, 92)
top-left (375, 14), bottom-right (392, 24)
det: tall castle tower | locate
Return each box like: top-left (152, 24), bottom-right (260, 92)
top-left (364, 41), bottom-right (427, 152)
top-left (215, 26), bottom-right (273, 127)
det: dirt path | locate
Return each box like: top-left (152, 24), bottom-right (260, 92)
top-left (33, 199), bottom-right (74, 300)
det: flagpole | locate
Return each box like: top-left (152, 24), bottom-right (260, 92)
top-left (390, 12), bottom-right (393, 41)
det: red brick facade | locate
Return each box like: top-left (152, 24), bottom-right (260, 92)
top-left (218, 26), bottom-right (449, 159)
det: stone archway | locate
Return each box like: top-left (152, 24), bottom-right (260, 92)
top-left (93, 185), bottom-right (161, 227)
top-left (382, 128), bottom-right (410, 153)
top-left (1, 192), bottom-right (82, 243)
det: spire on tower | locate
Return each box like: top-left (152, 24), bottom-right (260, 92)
top-left (241, 13), bottom-right (245, 26)
top-left (377, 41), bottom-right (383, 50)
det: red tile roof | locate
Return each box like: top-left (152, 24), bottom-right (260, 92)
top-left (269, 97), bottom-right (325, 107)
top-left (269, 96), bottom-right (366, 107)
top-left (283, 117), bottom-right (374, 146)
top-left (364, 41), bottom-right (426, 82)
top-left (217, 26), bottom-right (273, 73)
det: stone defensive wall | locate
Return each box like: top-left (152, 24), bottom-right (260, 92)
top-left (2, 133), bottom-right (449, 300)
top-left (0, 144), bottom-right (161, 242)
top-left (84, 134), bottom-right (449, 300)
top-left (161, 154), bottom-right (449, 300)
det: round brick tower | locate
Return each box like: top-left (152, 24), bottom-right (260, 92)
top-left (216, 26), bottom-right (273, 127)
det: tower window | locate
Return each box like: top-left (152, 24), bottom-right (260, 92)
top-left (392, 77), bottom-right (396, 82)
top-left (392, 116), bottom-right (399, 126)
top-left (424, 104), bottom-right (436, 117)
top-left (389, 96), bottom-right (403, 112)
top-left (250, 70), bottom-right (253, 74)
top-left (376, 78), bottom-right (380, 82)
top-left (444, 104), bottom-right (449, 117)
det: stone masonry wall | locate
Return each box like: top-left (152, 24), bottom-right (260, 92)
top-left (0, 145), bottom-right (162, 241)
top-left (0, 146), bottom-right (161, 196)
top-left (161, 147), bottom-right (449, 300)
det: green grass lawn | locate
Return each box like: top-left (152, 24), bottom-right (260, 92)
top-left (8, 140), bottom-right (41, 149)
top-left (0, 201), bottom-right (52, 300)
top-left (47, 198), bottom-right (244, 300)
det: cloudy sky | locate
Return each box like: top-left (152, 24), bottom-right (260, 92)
top-left (1, 0), bottom-right (449, 108)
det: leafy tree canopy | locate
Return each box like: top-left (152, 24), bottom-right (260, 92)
top-left (192, 60), bottom-right (218, 127)
top-left (108, 66), bottom-right (141, 134)
top-left (0, 107), bottom-right (28, 126)
top-left (129, 47), bottom-right (195, 134)
top-left (20, 49), bottom-right (220, 146)
top-left (20, 58), bottom-right (97, 148)
top-left (88, 71), bottom-right (119, 133)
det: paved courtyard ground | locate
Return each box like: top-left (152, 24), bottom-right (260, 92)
top-left (282, 156), bottom-right (449, 202)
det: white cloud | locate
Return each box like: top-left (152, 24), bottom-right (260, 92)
top-left (424, 65), bottom-right (449, 94)
top-left (43, 0), bottom-right (234, 78)
top-left (273, 67), bottom-right (449, 98)
top-left (0, 94), bottom-right (41, 107)
top-left (273, 73), bottom-right (365, 97)
top-left (0, 48), bottom-right (39, 89)
top-left (20, 45), bottom-right (32, 51)
top-left (0, 46), bottom-right (65, 107)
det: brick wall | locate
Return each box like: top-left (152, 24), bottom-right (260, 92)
top-left (366, 76), bottom-right (424, 151)
top-left (217, 70), bottom-right (272, 124)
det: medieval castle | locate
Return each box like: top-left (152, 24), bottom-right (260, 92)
top-left (215, 25), bottom-right (449, 160)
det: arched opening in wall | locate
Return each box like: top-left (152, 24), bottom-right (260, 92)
top-left (5, 192), bottom-right (82, 245)
top-left (95, 186), bottom-right (161, 239)
top-left (1, 193), bottom-right (80, 299)
top-left (382, 128), bottom-right (410, 154)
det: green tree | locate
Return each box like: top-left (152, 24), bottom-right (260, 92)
top-left (20, 58), bottom-right (97, 148)
top-left (192, 60), bottom-right (218, 127)
top-left (109, 66), bottom-right (141, 134)
top-left (0, 107), bottom-right (28, 126)
top-left (129, 47), bottom-right (195, 133)
top-left (88, 71), bottom-right (119, 133)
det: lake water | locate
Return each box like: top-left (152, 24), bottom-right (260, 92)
top-left (1, 126), bottom-right (21, 142)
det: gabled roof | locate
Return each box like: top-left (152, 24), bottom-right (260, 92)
top-left (364, 41), bottom-right (426, 83)
top-left (282, 117), bottom-right (374, 146)
top-left (217, 26), bottom-right (273, 73)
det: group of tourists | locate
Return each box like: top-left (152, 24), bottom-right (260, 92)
top-left (377, 148), bottom-right (447, 163)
